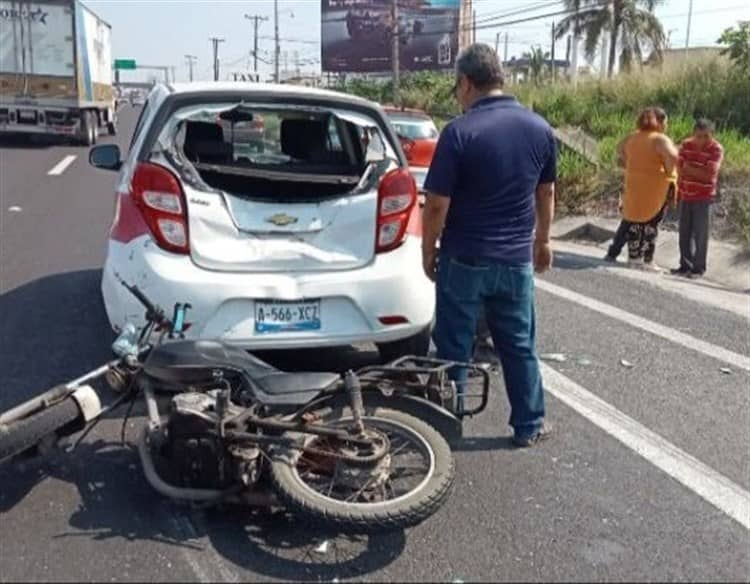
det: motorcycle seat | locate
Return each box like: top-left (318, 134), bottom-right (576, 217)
top-left (144, 340), bottom-right (340, 405)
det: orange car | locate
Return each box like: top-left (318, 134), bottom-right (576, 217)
top-left (384, 107), bottom-right (439, 195)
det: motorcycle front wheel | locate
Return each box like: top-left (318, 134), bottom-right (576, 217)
top-left (270, 406), bottom-right (454, 532)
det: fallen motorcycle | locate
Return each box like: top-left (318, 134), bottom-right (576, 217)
top-left (0, 277), bottom-right (489, 532)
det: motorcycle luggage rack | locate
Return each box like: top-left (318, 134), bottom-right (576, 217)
top-left (356, 355), bottom-right (490, 418)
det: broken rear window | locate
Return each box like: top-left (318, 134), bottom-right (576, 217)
top-left (153, 103), bottom-right (396, 194)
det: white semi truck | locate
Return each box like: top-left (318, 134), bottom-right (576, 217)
top-left (0, 0), bottom-right (116, 144)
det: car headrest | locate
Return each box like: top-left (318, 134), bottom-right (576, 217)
top-left (280, 118), bottom-right (328, 161)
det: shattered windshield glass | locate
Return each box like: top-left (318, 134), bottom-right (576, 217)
top-left (157, 103), bottom-right (396, 173)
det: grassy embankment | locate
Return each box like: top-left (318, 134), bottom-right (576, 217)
top-left (342, 60), bottom-right (750, 244)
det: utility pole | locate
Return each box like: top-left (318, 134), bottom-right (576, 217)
top-left (170, 66), bottom-right (176, 83)
top-left (570, 2), bottom-right (580, 87)
top-left (274, 0), bottom-right (280, 83)
top-left (185, 54), bottom-right (197, 82)
top-left (599, 36), bottom-right (608, 78)
top-left (209, 37), bottom-right (225, 81)
top-left (495, 32), bottom-right (500, 55)
top-left (245, 14), bottom-right (268, 76)
top-left (551, 22), bottom-right (556, 82)
top-left (391, 0), bottom-right (400, 105)
top-left (472, 9), bottom-right (476, 43)
top-left (504, 31), bottom-right (509, 63)
top-left (684, 0), bottom-right (694, 59)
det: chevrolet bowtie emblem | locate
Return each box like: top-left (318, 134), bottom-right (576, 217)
top-left (266, 213), bottom-right (298, 227)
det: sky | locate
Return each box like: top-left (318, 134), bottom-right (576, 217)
top-left (86, 0), bottom-right (750, 83)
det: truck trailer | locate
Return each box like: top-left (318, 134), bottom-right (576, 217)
top-left (0, 0), bottom-right (115, 144)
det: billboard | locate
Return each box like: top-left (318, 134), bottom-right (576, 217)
top-left (321, 0), bottom-right (460, 73)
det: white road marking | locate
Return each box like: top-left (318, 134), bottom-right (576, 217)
top-left (536, 278), bottom-right (750, 372)
top-left (169, 515), bottom-right (213, 583)
top-left (47, 155), bottom-right (77, 176)
top-left (541, 363), bottom-right (750, 530)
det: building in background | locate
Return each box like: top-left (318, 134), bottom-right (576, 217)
top-left (321, 0), bottom-right (460, 73)
top-left (458, 0), bottom-right (472, 51)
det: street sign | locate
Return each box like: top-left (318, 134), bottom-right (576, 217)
top-left (114, 59), bottom-right (137, 70)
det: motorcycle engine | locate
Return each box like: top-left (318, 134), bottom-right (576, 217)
top-left (165, 391), bottom-right (260, 490)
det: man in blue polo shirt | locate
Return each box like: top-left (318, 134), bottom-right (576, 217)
top-left (422, 43), bottom-right (556, 448)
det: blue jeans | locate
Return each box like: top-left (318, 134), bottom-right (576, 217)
top-left (433, 254), bottom-right (545, 439)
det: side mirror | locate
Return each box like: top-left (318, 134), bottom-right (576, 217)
top-left (89, 144), bottom-right (122, 171)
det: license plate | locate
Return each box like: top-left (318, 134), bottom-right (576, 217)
top-left (255, 300), bottom-right (321, 334)
top-left (18, 110), bottom-right (37, 122)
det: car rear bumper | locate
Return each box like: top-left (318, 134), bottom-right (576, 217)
top-left (102, 235), bottom-right (435, 350)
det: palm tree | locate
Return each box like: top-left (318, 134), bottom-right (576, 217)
top-left (555, 0), bottom-right (666, 78)
top-left (524, 46), bottom-right (549, 85)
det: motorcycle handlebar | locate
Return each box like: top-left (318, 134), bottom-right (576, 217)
top-left (128, 283), bottom-right (158, 315)
top-left (115, 274), bottom-right (168, 327)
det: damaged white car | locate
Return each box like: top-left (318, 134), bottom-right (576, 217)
top-left (89, 83), bottom-right (434, 361)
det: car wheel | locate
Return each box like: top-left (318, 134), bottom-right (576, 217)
top-left (79, 111), bottom-right (97, 146)
top-left (377, 324), bottom-right (432, 364)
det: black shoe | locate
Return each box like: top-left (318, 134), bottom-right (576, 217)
top-left (512, 423), bottom-right (553, 448)
top-left (603, 254), bottom-right (618, 263)
top-left (688, 271), bottom-right (704, 280)
top-left (670, 266), bottom-right (690, 276)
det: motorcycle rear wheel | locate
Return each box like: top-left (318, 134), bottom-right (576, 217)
top-left (0, 397), bottom-right (81, 463)
top-left (270, 405), bottom-right (454, 532)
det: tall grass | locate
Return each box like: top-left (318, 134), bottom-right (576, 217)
top-left (514, 58), bottom-right (750, 173)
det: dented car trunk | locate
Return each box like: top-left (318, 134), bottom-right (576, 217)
top-left (151, 101), bottom-right (398, 273)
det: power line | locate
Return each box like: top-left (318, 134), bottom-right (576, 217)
top-left (438, 0), bottom-right (613, 36)
top-left (474, 0), bottom-right (562, 25)
top-left (257, 35), bottom-right (318, 45)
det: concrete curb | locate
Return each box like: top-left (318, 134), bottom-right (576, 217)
top-left (552, 216), bottom-right (750, 293)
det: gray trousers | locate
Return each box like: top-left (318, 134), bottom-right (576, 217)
top-left (679, 200), bottom-right (711, 274)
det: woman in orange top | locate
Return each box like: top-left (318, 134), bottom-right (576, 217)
top-left (616, 107), bottom-right (678, 270)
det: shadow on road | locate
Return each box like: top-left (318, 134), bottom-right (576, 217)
top-left (0, 134), bottom-right (58, 150)
top-left (452, 436), bottom-right (515, 452)
top-left (0, 269), bottom-right (114, 410)
top-left (0, 439), bottom-right (405, 581)
top-left (205, 507), bottom-right (406, 581)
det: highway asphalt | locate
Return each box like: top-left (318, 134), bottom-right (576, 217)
top-left (0, 107), bottom-right (748, 582)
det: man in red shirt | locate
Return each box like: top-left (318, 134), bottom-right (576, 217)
top-left (671, 119), bottom-right (724, 279)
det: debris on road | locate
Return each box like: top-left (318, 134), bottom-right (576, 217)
top-left (576, 357), bottom-right (592, 366)
top-left (8, 206), bottom-right (22, 212)
top-left (720, 367), bottom-right (732, 375)
top-left (314, 540), bottom-right (330, 554)
top-left (541, 353), bottom-right (567, 363)
top-left (620, 359), bottom-right (634, 368)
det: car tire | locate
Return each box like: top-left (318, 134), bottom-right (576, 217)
top-left (377, 324), bottom-right (432, 364)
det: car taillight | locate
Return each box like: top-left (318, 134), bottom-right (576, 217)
top-left (376, 168), bottom-right (416, 253)
top-left (131, 162), bottom-right (189, 254)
